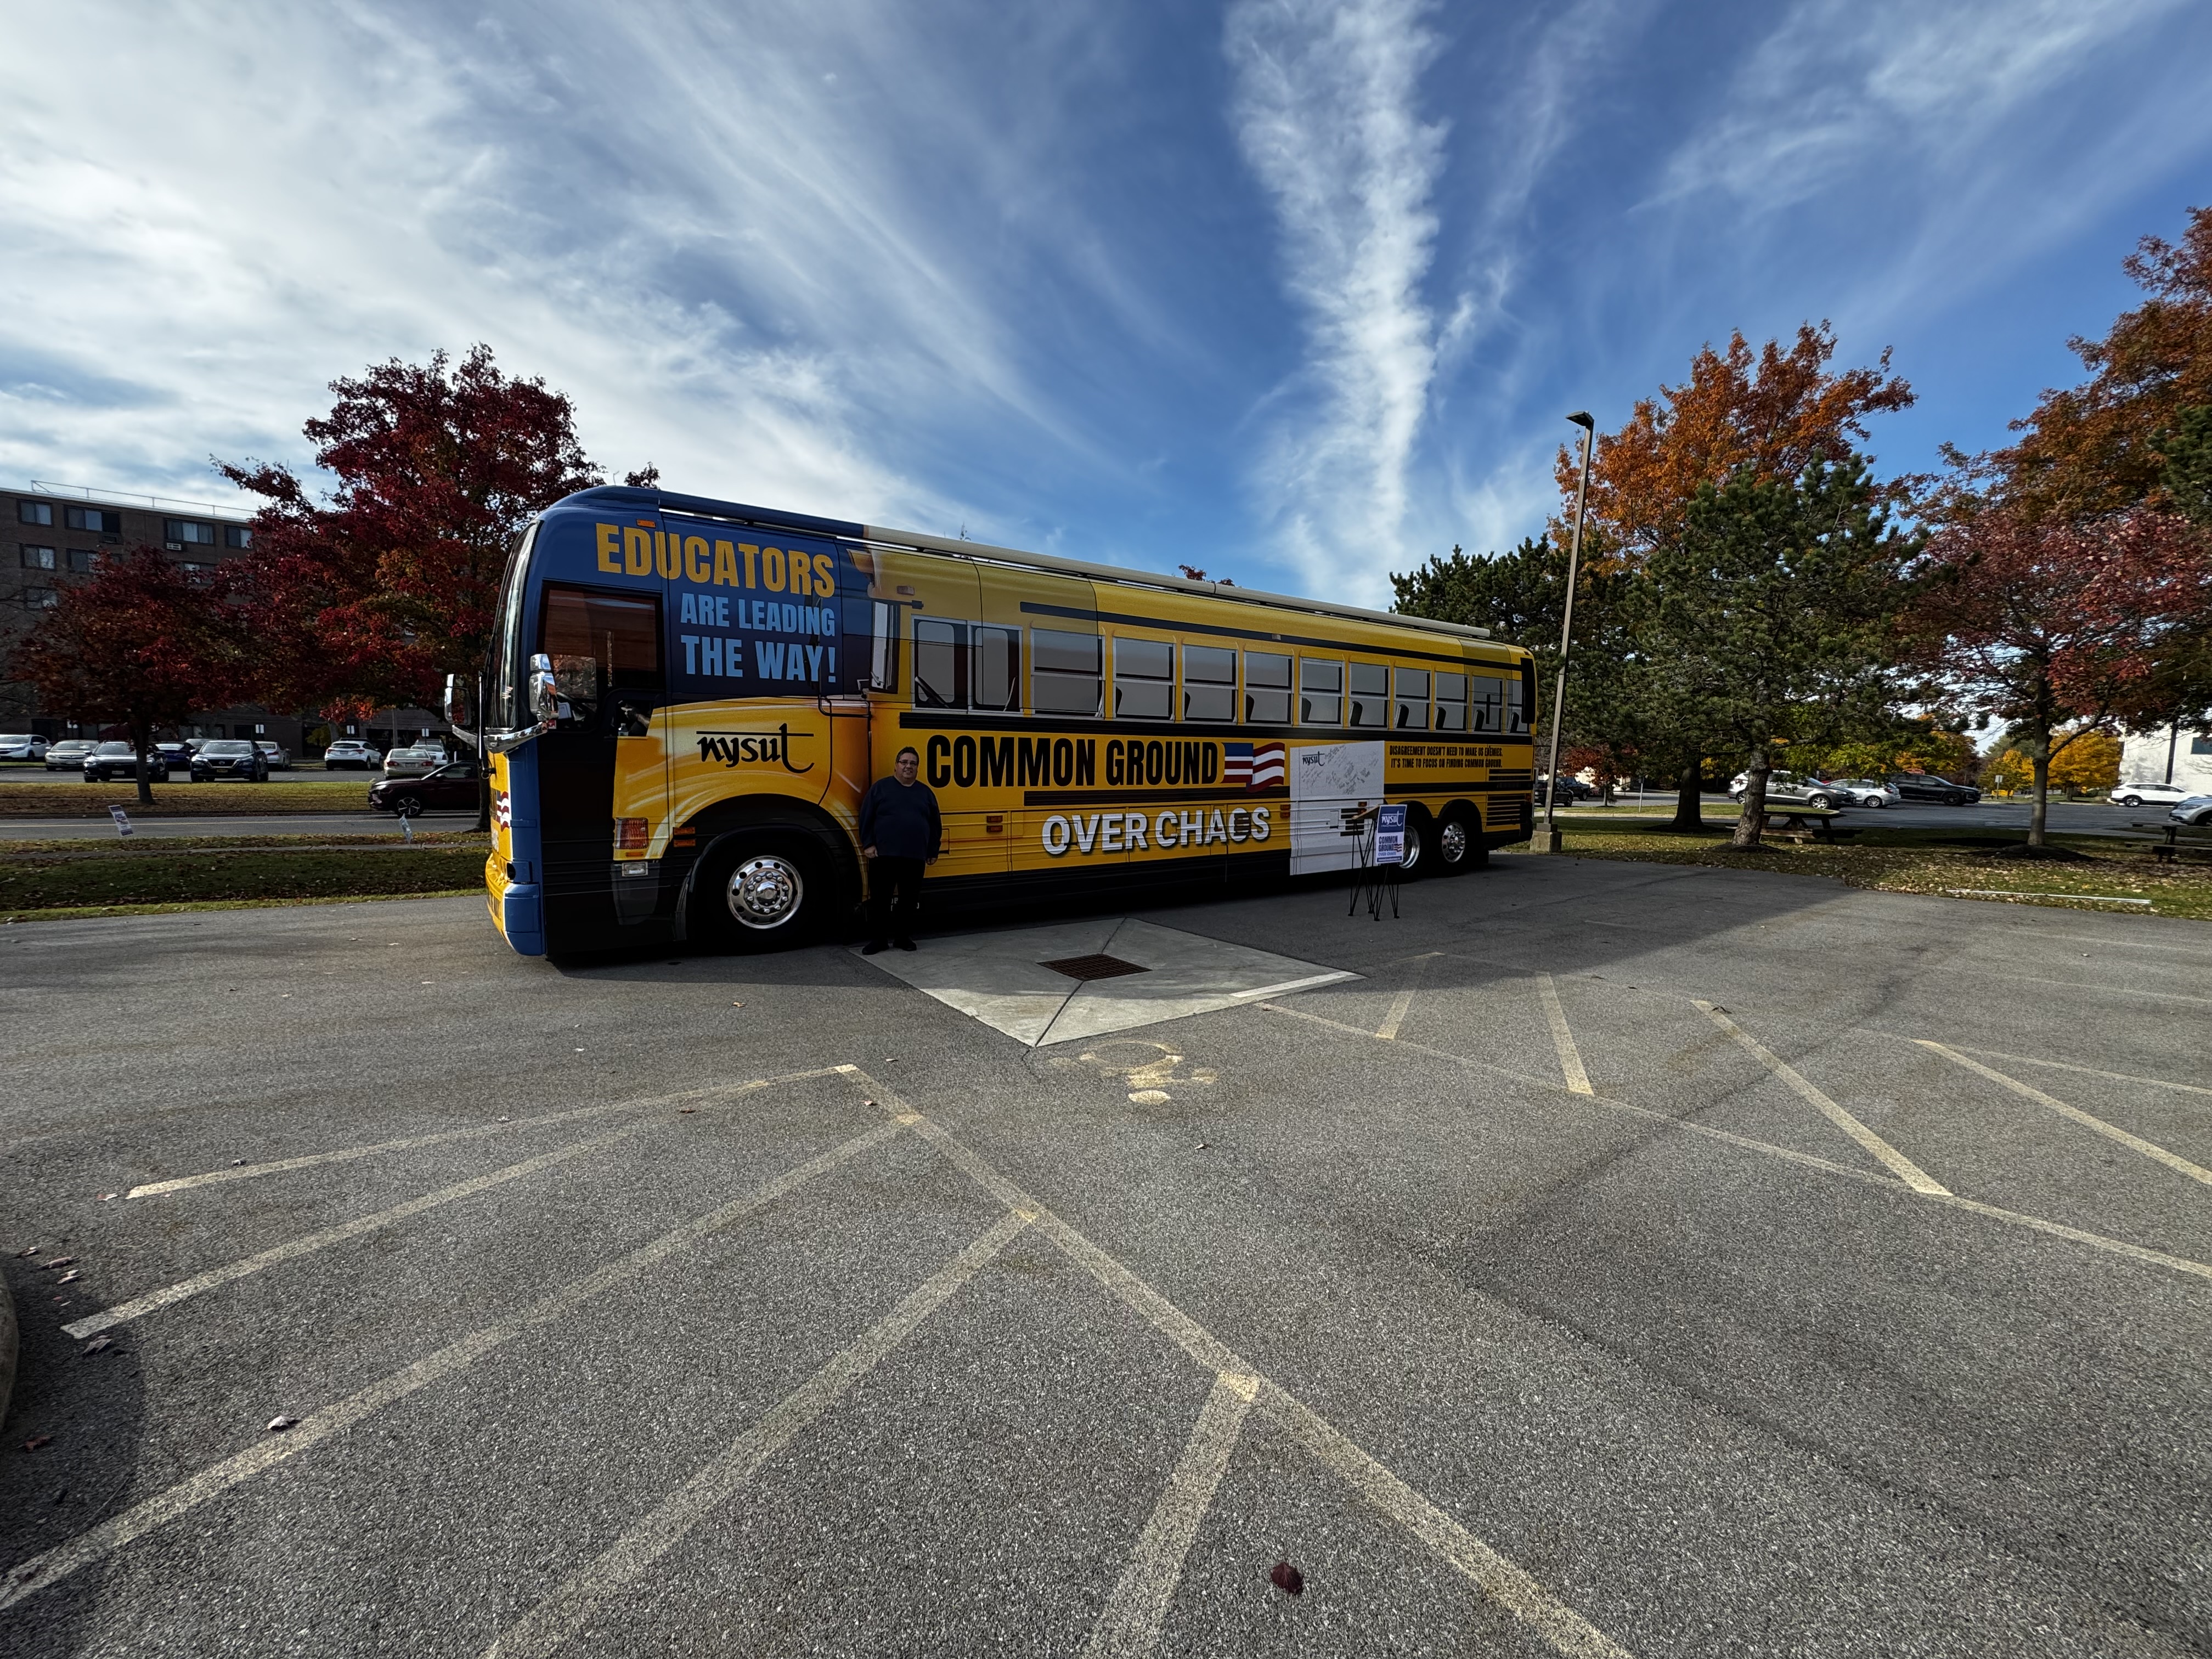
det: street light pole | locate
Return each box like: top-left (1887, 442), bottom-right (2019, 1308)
top-left (1537, 411), bottom-right (1596, 855)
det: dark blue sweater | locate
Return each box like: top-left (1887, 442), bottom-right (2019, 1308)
top-left (859, 776), bottom-right (942, 860)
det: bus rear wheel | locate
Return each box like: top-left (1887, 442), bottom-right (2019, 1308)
top-left (1436, 810), bottom-right (1487, 874)
top-left (695, 830), bottom-right (830, 951)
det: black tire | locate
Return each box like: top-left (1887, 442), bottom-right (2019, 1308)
top-left (2121, 794), bottom-right (2142, 808)
top-left (1434, 809), bottom-right (1487, 875)
top-left (392, 797), bottom-right (424, 819)
top-left (693, 828), bottom-right (832, 951)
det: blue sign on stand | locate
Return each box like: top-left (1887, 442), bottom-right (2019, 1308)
top-left (1374, 803), bottom-right (1407, 865)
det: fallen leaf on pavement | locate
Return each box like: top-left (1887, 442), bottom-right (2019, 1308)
top-left (22, 1436), bottom-right (53, 1453)
top-left (679, 1108), bottom-right (697, 1114)
top-left (267, 1416), bottom-right (298, 1432)
top-left (1271, 1561), bottom-right (1304, 1596)
top-left (82, 1337), bottom-right (112, 1354)
top-left (14, 1246), bottom-right (39, 1257)
top-left (43, 1257), bottom-right (75, 1270)
top-left (97, 1194), bottom-right (117, 1201)
top-left (56, 1271), bottom-right (78, 1284)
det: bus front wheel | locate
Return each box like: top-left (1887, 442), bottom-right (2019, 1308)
top-left (695, 830), bottom-right (829, 950)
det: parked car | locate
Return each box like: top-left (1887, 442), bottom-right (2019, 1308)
top-left (381, 745), bottom-right (447, 778)
top-left (0, 733), bottom-right (51, 762)
top-left (154, 741), bottom-right (194, 772)
top-left (43, 738), bottom-right (99, 771)
top-left (83, 742), bottom-right (168, 782)
top-left (1727, 771), bottom-right (1847, 809)
top-left (370, 759), bottom-right (482, 817)
top-left (322, 739), bottom-right (382, 770)
top-left (2170, 795), bottom-right (2212, 827)
top-left (2111, 781), bottom-right (2195, 809)
top-left (190, 739), bottom-right (269, 782)
top-left (1534, 776), bottom-right (1596, 805)
top-left (255, 740), bottom-right (292, 770)
top-left (1888, 773), bottom-right (1981, 805)
top-left (1830, 778), bottom-right (1901, 809)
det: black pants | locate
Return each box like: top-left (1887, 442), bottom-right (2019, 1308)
top-left (867, 856), bottom-right (925, 943)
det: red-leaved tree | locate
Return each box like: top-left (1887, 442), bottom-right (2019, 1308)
top-left (8, 548), bottom-right (249, 805)
top-left (1911, 509), bottom-right (2211, 847)
top-left (217, 345), bottom-right (610, 720)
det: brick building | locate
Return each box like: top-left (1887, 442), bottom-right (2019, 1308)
top-left (2, 481), bottom-right (445, 755)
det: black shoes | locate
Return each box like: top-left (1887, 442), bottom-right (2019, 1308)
top-left (893, 937), bottom-right (917, 951)
top-left (862, 940), bottom-right (889, 955)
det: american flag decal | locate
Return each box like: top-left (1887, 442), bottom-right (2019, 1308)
top-left (493, 790), bottom-right (512, 828)
top-left (1224, 741), bottom-right (1284, 789)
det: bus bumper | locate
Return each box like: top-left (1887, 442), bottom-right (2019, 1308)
top-left (500, 882), bottom-right (546, 956)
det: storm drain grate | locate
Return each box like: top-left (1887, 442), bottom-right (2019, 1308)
top-left (1039, 953), bottom-right (1150, 983)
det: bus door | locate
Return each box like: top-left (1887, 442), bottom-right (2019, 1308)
top-left (537, 535), bottom-right (671, 946)
top-left (892, 560), bottom-right (1006, 888)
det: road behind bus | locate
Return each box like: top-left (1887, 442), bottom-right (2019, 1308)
top-left (4, 860), bottom-right (2209, 1657)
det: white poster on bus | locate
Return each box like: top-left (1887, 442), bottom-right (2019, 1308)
top-left (1289, 740), bottom-right (1385, 874)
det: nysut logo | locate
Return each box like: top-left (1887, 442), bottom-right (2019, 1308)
top-left (695, 722), bottom-right (815, 775)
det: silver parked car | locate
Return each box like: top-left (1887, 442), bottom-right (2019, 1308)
top-left (2170, 795), bottom-right (2212, 828)
top-left (0, 733), bottom-right (50, 762)
top-left (255, 740), bottom-right (292, 771)
top-left (381, 744), bottom-right (447, 778)
top-left (1727, 770), bottom-right (1848, 809)
top-left (44, 738), bottom-right (99, 770)
top-left (1830, 778), bottom-right (1901, 809)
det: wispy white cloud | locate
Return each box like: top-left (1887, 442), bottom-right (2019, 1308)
top-left (1225, 0), bottom-right (1447, 605)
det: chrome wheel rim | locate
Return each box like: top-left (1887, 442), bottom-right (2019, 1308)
top-left (1399, 826), bottom-right (1423, 873)
top-left (1438, 819), bottom-right (1468, 865)
top-left (726, 854), bottom-right (804, 930)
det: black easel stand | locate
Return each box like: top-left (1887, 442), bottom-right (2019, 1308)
top-left (1346, 813), bottom-right (1400, 921)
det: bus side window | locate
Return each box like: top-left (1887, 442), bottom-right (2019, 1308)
top-left (1434, 673), bottom-right (1468, 731)
top-left (1032, 628), bottom-right (1102, 715)
top-left (1184, 645), bottom-right (1235, 721)
top-left (1393, 667), bottom-right (1429, 729)
top-left (868, 600), bottom-right (900, 692)
top-left (1507, 669), bottom-right (1532, 733)
top-left (1113, 636), bottom-right (1173, 718)
top-left (1244, 652), bottom-right (1290, 724)
top-left (974, 626), bottom-right (1020, 712)
top-left (1299, 658), bottom-right (1342, 725)
top-left (915, 618), bottom-right (968, 708)
top-left (1347, 662), bottom-right (1387, 728)
top-left (541, 584), bottom-right (662, 727)
top-left (1468, 675), bottom-right (1503, 731)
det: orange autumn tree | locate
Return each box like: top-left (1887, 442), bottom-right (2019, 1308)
top-left (1559, 322), bottom-right (1915, 560)
top-left (1955, 205), bottom-right (2212, 523)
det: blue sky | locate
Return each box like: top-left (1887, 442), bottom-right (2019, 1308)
top-left (3, 0), bottom-right (2209, 608)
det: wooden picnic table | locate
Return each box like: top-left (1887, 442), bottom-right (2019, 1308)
top-left (1757, 808), bottom-right (1852, 843)
top-left (2120, 820), bottom-right (2212, 862)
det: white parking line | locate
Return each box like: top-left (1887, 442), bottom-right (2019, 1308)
top-left (127, 1068), bottom-right (845, 1198)
top-left (2, 1114), bottom-right (913, 1614)
top-left (1537, 975), bottom-right (1593, 1094)
top-left (1918, 1042), bottom-right (2212, 1188)
top-left (842, 1069), bottom-right (1632, 1659)
top-left (1940, 1045), bottom-right (2212, 1102)
top-left (1376, 954), bottom-right (1440, 1041)
top-left (479, 1207), bottom-right (1035, 1659)
top-left (1230, 970), bottom-right (1360, 1001)
top-left (1257, 1002), bottom-right (2212, 1286)
top-left (1694, 1003), bottom-right (1948, 1195)
top-left (1081, 1370), bottom-right (1260, 1658)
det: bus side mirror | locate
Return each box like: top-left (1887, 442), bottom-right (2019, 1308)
top-left (444, 673), bottom-right (474, 731)
top-left (528, 653), bottom-right (561, 724)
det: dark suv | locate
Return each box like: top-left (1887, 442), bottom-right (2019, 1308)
top-left (191, 740), bottom-right (270, 782)
top-left (1888, 773), bottom-right (1980, 805)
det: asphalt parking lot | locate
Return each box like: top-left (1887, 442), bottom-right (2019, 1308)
top-left (4, 857), bottom-right (2210, 1656)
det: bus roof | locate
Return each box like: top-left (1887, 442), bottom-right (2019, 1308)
top-left (555, 487), bottom-right (1502, 649)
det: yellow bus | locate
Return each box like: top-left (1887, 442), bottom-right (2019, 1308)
top-left (468, 486), bottom-right (1533, 957)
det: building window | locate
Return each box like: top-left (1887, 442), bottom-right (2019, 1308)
top-left (20, 545), bottom-right (55, 569)
top-left (165, 518), bottom-right (217, 545)
top-left (1183, 645), bottom-right (1236, 721)
top-left (2193, 735), bottom-right (2212, 756)
top-left (181, 561), bottom-right (214, 574)
top-left (21, 585), bottom-right (57, 608)
top-left (18, 500), bottom-right (54, 526)
top-left (1298, 658), bottom-right (1342, 725)
top-left (1111, 636), bottom-right (1173, 719)
top-left (1243, 652), bottom-right (1291, 724)
top-left (66, 507), bottom-right (121, 534)
top-left (66, 548), bottom-right (95, 573)
top-left (223, 524), bottom-right (253, 549)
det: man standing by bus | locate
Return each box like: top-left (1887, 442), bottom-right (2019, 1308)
top-left (859, 746), bottom-right (940, 954)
